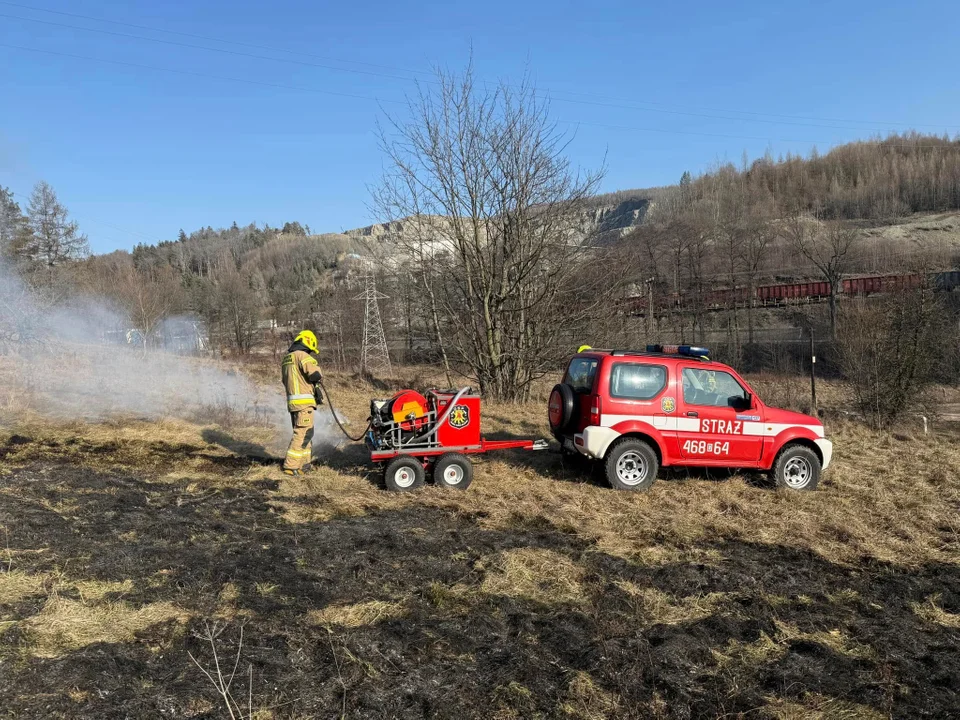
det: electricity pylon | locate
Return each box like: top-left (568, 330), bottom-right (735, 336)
top-left (354, 262), bottom-right (392, 377)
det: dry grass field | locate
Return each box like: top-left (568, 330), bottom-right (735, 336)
top-left (0, 360), bottom-right (958, 719)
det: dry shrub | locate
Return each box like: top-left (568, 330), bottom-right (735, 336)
top-left (480, 548), bottom-right (586, 605)
top-left (838, 289), bottom-right (943, 428)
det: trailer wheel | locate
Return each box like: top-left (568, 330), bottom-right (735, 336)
top-left (433, 453), bottom-right (474, 490)
top-left (384, 456), bottom-right (425, 492)
top-left (604, 438), bottom-right (658, 491)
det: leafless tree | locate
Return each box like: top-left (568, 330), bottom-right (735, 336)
top-left (111, 261), bottom-right (185, 350)
top-left (738, 203), bottom-right (777, 344)
top-left (784, 215), bottom-right (860, 338)
top-left (217, 265), bottom-right (263, 355)
top-left (373, 63), bottom-right (617, 401)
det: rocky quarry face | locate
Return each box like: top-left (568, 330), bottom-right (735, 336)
top-left (342, 194), bottom-right (652, 251)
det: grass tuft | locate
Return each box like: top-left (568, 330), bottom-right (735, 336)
top-left (480, 548), bottom-right (587, 605)
top-left (307, 599), bottom-right (407, 628)
top-left (22, 597), bottom-right (188, 657)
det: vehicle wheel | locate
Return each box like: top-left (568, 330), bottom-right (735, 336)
top-left (604, 438), bottom-right (659, 491)
top-left (771, 444), bottom-right (821, 491)
top-left (433, 453), bottom-right (474, 490)
top-left (383, 456), bottom-right (425, 492)
top-left (548, 383), bottom-right (576, 432)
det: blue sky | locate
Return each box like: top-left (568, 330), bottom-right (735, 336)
top-left (1, 0), bottom-right (959, 253)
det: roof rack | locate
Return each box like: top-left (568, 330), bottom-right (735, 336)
top-left (576, 347), bottom-right (711, 362)
top-left (606, 345), bottom-right (711, 361)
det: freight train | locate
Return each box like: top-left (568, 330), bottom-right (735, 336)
top-left (624, 270), bottom-right (960, 315)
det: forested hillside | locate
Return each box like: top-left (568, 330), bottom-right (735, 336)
top-left (2, 132), bottom-right (960, 371)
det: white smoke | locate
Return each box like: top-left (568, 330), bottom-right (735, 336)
top-left (0, 257), bottom-right (341, 448)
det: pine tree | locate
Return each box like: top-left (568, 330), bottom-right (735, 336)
top-left (23, 181), bottom-right (89, 267)
top-left (0, 186), bottom-right (28, 260)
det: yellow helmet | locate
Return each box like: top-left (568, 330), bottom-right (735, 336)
top-left (294, 330), bottom-right (318, 353)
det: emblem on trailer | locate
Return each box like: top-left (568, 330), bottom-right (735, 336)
top-left (449, 404), bottom-right (471, 429)
top-left (661, 396), bottom-right (676, 413)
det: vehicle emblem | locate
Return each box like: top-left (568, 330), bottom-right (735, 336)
top-left (661, 396), bottom-right (676, 413)
top-left (449, 404), bottom-right (470, 429)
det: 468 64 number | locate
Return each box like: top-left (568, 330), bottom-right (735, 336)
top-left (682, 440), bottom-right (730, 456)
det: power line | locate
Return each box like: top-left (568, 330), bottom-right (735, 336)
top-left (8, 43), bottom-right (958, 151)
top-left (0, 43), bottom-right (838, 147)
top-left (557, 118), bottom-right (829, 146)
top-left (8, 0), bottom-right (958, 132)
top-left (0, 43), bottom-right (405, 106)
top-left (0, 12), bottom-right (426, 85)
top-left (549, 94), bottom-right (901, 134)
top-left (0, 0), bottom-right (435, 78)
top-left (558, 118), bottom-right (960, 149)
top-left (5, 8), bottom-right (959, 134)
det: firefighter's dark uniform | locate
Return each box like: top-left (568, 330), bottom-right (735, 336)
top-left (281, 341), bottom-right (322, 471)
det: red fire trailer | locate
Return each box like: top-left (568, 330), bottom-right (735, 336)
top-left (365, 388), bottom-right (548, 491)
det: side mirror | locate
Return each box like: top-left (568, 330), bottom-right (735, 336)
top-left (731, 393), bottom-right (753, 411)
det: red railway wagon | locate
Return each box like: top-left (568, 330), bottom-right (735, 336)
top-left (757, 281), bottom-right (831, 303)
top-left (842, 273), bottom-right (923, 295)
top-left (702, 286), bottom-right (750, 308)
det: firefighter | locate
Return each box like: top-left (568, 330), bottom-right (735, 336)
top-left (281, 330), bottom-right (323, 476)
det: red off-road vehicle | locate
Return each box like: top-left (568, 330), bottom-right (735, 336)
top-left (548, 345), bottom-right (832, 491)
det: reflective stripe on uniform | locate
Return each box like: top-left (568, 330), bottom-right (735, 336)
top-left (288, 393), bottom-right (314, 401)
top-left (303, 357), bottom-right (318, 365)
top-left (286, 448), bottom-right (310, 457)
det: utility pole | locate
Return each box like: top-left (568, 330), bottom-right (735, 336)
top-left (809, 330), bottom-right (818, 416)
top-left (355, 261), bottom-right (393, 378)
top-left (645, 277), bottom-right (655, 339)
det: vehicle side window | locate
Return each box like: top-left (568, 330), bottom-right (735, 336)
top-left (681, 368), bottom-right (748, 408)
top-left (609, 363), bottom-right (666, 400)
top-left (564, 358), bottom-right (599, 393)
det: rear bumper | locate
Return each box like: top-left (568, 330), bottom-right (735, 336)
top-left (815, 438), bottom-right (833, 471)
top-left (575, 426), bottom-right (620, 460)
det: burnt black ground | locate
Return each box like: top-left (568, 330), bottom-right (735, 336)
top-left (0, 434), bottom-right (958, 718)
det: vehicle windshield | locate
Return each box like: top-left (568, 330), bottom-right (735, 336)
top-left (564, 357), bottom-right (599, 393)
top-left (682, 367), bottom-right (749, 408)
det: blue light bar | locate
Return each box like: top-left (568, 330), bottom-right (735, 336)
top-left (646, 344), bottom-right (711, 358)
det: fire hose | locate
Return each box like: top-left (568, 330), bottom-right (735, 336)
top-left (316, 379), bottom-right (370, 442)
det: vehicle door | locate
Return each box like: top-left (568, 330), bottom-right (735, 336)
top-left (562, 356), bottom-right (600, 432)
top-left (676, 366), bottom-right (764, 464)
top-left (602, 361), bottom-right (669, 432)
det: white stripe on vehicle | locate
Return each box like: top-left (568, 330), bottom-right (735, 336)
top-left (600, 414), bottom-right (824, 438)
